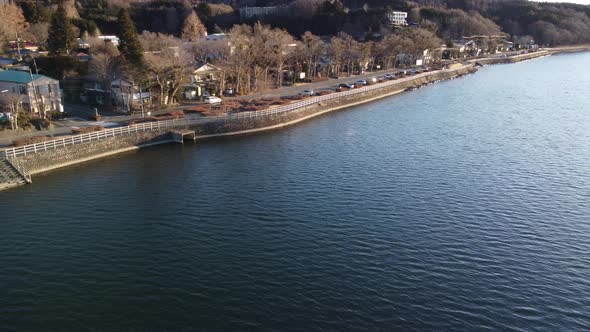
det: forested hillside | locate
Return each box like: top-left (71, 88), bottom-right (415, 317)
top-left (3, 0), bottom-right (589, 47)
top-left (414, 0), bottom-right (590, 45)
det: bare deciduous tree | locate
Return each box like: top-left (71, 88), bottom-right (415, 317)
top-left (141, 32), bottom-right (194, 105)
top-left (223, 24), bottom-right (254, 94)
top-left (0, 93), bottom-right (23, 130)
top-left (89, 38), bottom-right (122, 101)
top-left (300, 31), bottom-right (324, 79)
top-left (25, 23), bottom-right (50, 46)
top-left (0, 3), bottom-right (28, 44)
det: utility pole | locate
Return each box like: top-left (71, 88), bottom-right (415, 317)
top-left (28, 68), bottom-right (43, 118)
top-left (32, 57), bottom-right (39, 74)
top-left (15, 31), bottom-right (22, 61)
top-left (128, 81), bottom-right (133, 114)
top-left (139, 85), bottom-right (145, 118)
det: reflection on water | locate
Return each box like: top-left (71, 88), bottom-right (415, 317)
top-left (1, 53), bottom-right (590, 331)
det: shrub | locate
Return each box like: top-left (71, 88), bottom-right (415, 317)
top-left (311, 77), bottom-right (329, 83)
top-left (13, 135), bottom-right (51, 147)
top-left (127, 117), bottom-right (158, 125)
top-left (316, 90), bottom-right (333, 96)
top-left (47, 111), bottom-right (68, 120)
top-left (270, 100), bottom-right (289, 105)
top-left (71, 125), bottom-right (104, 135)
top-left (29, 118), bottom-right (52, 130)
top-left (165, 110), bottom-right (185, 117)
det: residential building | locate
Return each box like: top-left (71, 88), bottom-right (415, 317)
top-left (0, 57), bottom-right (17, 68)
top-left (463, 35), bottom-right (507, 54)
top-left (239, 6), bottom-right (288, 21)
top-left (442, 40), bottom-right (482, 59)
top-left (0, 70), bottom-right (63, 114)
top-left (78, 78), bottom-right (108, 106)
top-left (184, 61), bottom-right (224, 99)
top-left (77, 38), bottom-right (91, 49)
top-left (416, 49), bottom-right (434, 66)
top-left (110, 79), bottom-right (150, 111)
top-left (388, 11), bottom-right (408, 26)
top-left (98, 35), bottom-right (120, 47)
top-left (9, 40), bottom-right (39, 53)
top-left (201, 33), bottom-right (229, 42)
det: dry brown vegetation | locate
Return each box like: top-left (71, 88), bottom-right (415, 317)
top-left (13, 135), bottom-right (52, 147)
top-left (184, 97), bottom-right (297, 117)
top-left (71, 125), bottom-right (104, 134)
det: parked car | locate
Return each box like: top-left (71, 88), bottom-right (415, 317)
top-left (299, 89), bottom-right (315, 96)
top-left (355, 79), bottom-right (368, 86)
top-left (384, 73), bottom-right (394, 80)
top-left (204, 96), bottom-right (222, 104)
top-left (338, 83), bottom-right (355, 89)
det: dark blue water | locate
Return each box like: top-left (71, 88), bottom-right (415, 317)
top-left (2, 53), bottom-right (590, 331)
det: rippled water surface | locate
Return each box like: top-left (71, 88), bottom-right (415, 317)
top-left (2, 53), bottom-right (590, 331)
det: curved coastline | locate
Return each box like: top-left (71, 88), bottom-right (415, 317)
top-left (0, 48), bottom-right (585, 190)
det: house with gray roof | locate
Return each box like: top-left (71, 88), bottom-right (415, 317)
top-left (0, 70), bottom-right (63, 114)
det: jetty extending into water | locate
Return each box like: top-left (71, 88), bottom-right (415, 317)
top-left (0, 48), bottom-right (577, 191)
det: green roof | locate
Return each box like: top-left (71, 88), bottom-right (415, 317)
top-left (0, 70), bottom-right (46, 84)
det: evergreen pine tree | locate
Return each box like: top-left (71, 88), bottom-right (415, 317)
top-left (47, 4), bottom-right (75, 56)
top-left (117, 8), bottom-right (144, 67)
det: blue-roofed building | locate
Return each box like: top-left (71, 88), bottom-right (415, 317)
top-left (0, 57), bottom-right (17, 67)
top-left (0, 70), bottom-right (63, 114)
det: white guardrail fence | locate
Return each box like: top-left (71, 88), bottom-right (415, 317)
top-left (0, 68), bottom-right (455, 159)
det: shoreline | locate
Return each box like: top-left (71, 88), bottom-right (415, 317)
top-left (12, 66), bottom-right (475, 178)
top-left (547, 45), bottom-right (590, 55)
top-left (16, 88), bottom-right (410, 178)
top-left (0, 49), bottom-right (585, 191)
top-left (187, 88), bottom-right (406, 141)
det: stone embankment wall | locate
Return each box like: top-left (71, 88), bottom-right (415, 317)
top-left (9, 65), bottom-right (475, 178)
top-left (185, 66), bottom-right (476, 139)
top-left (547, 45), bottom-right (590, 55)
top-left (18, 130), bottom-right (172, 175)
top-left (475, 51), bottom-right (549, 65)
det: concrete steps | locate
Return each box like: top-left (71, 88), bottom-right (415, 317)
top-left (0, 159), bottom-right (27, 191)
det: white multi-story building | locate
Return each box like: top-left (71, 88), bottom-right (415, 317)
top-left (98, 35), bottom-right (120, 47)
top-left (388, 11), bottom-right (408, 26)
top-left (0, 70), bottom-right (63, 113)
top-left (239, 6), bottom-right (288, 21)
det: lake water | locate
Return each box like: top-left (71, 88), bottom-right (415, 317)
top-left (1, 53), bottom-right (590, 331)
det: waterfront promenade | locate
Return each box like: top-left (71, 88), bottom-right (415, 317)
top-left (0, 47), bottom-right (586, 191)
top-left (0, 63), bottom-right (476, 190)
top-left (1, 46), bottom-right (585, 148)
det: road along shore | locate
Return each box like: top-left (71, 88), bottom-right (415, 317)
top-left (0, 49), bottom-right (569, 190)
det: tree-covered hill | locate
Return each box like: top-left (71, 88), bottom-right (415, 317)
top-left (4, 0), bottom-right (590, 46)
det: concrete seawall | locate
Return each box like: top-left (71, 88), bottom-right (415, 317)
top-left (474, 50), bottom-right (550, 66)
top-left (19, 131), bottom-right (172, 175)
top-left (184, 66), bottom-right (476, 140)
top-left (5, 65), bottom-right (476, 185)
